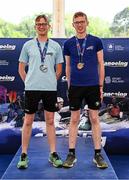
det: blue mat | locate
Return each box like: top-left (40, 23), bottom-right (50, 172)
top-left (2, 136), bottom-right (118, 179)
top-left (0, 154), bottom-right (13, 178)
top-left (103, 128), bottom-right (129, 154)
top-left (109, 155), bottom-right (129, 179)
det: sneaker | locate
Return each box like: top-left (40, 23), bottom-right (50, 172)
top-left (63, 152), bottom-right (77, 168)
top-left (93, 153), bottom-right (108, 169)
top-left (49, 152), bottom-right (63, 168)
top-left (17, 153), bottom-right (29, 169)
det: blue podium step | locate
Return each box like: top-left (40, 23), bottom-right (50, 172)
top-left (2, 136), bottom-right (118, 179)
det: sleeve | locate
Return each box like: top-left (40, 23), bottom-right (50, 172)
top-left (55, 43), bottom-right (64, 64)
top-left (96, 37), bottom-right (103, 52)
top-left (19, 43), bottom-right (29, 63)
top-left (63, 40), bottom-right (70, 56)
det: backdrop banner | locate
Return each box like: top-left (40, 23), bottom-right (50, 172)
top-left (0, 38), bottom-right (129, 154)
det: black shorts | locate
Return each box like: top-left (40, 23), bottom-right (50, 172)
top-left (68, 85), bottom-right (101, 111)
top-left (24, 91), bottom-right (58, 114)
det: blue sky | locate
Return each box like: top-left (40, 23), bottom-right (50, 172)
top-left (0, 0), bottom-right (129, 24)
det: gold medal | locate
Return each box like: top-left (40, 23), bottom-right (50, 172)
top-left (77, 63), bottom-right (84, 70)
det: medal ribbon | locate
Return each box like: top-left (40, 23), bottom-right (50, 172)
top-left (75, 36), bottom-right (87, 63)
top-left (36, 38), bottom-right (49, 64)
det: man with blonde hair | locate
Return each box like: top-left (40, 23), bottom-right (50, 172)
top-left (17, 14), bottom-right (64, 169)
top-left (63, 11), bottom-right (108, 169)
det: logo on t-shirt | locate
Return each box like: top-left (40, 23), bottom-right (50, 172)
top-left (86, 46), bottom-right (94, 50)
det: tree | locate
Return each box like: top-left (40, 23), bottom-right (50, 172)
top-left (18, 13), bottom-right (52, 38)
top-left (0, 18), bottom-right (26, 37)
top-left (64, 14), bottom-right (112, 38)
top-left (110, 7), bottom-right (129, 37)
top-left (0, 13), bottom-right (112, 38)
top-left (88, 17), bottom-right (112, 38)
top-left (17, 16), bottom-right (36, 38)
top-left (65, 14), bottom-right (74, 37)
top-left (0, 13), bottom-right (53, 38)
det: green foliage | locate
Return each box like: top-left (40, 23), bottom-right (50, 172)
top-left (88, 17), bottom-right (112, 38)
top-left (18, 16), bottom-right (36, 38)
top-left (0, 18), bottom-right (26, 37)
top-left (0, 13), bottom-right (53, 38)
top-left (64, 14), bottom-right (112, 38)
top-left (110, 7), bottom-right (129, 37)
top-left (1, 9), bottom-right (129, 38)
top-left (65, 14), bottom-right (74, 37)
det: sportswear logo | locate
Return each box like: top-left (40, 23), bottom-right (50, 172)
top-left (86, 46), bottom-right (94, 50)
top-left (95, 101), bottom-right (100, 107)
top-left (25, 109), bottom-right (29, 112)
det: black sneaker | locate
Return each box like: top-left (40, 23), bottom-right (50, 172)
top-left (63, 152), bottom-right (77, 168)
top-left (93, 153), bottom-right (108, 169)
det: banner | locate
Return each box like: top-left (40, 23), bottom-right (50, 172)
top-left (0, 38), bottom-right (129, 154)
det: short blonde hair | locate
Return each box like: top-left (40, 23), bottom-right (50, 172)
top-left (35, 14), bottom-right (49, 23)
top-left (73, 11), bottom-right (88, 22)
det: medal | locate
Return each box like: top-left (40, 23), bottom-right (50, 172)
top-left (36, 38), bottom-right (49, 73)
top-left (75, 36), bottom-right (87, 71)
top-left (40, 64), bottom-right (48, 72)
top-left (77, 63), bottom-right (84, 69)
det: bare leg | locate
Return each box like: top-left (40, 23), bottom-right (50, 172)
top-left (89, 109), bottom-right (101, 149)
top-left (69, 110), bottom-right (80, 148)
top-left (22, 113), bottom-right (35, 154)
top-left (45, 110), bottom-right (56, 153)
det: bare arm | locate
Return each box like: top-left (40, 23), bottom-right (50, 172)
top-left (97, 50), bottom-right (105, 100)
top-left (65, 55), bottom-right (71, 88)
top-left (56, 63), bottom-right (62, 80)
top-left (18, 62), bottom-right (27, 82)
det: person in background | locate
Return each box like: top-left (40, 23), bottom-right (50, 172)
top-left (54, 97), bottom-right (64, 128)
top-left (63, 11), bottom-right (108, 169)
top-left (17, 14), bottom-right (64, 169)
top-left (78, 105), bottom-right (91, 131)
top-left (54, 97), bottom-right (70, 127)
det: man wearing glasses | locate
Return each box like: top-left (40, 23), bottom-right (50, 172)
top-left (63, 11), bottom-right (108, 169)
top-left (17, 14), bottom-right (64, 169)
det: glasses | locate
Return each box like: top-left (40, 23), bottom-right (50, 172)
top-left (73, 21), bottom-right (86, 25)
top-left (36, 23), bottom-right (48, 27)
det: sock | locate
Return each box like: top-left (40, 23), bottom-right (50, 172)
top-left (69, 148), bottom-right (75, 155)
top-left (51, 152), bottom-right (57, 157)
top-left (95, 149), bottom-right (101, 155)
top-left (21, 153), bottom-right (27, 160)
top-left (21, 153), bottom-right (27, 157)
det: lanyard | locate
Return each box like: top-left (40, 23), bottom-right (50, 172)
top-left (36, 38), bottom-right (49, 64)
top-left (75, 36), bottom-right (87, 62)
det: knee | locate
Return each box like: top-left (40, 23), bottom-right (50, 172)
top-left (71, 117), bottom-right (79, 125)
top-left (24, 119), bottom-right (33, 127)
top-left (24, 115), bottom-right (34, 127)
top-left (46, 118), bottom-right (54, 126)
top-left (90, 116), bottom-right (99, 125)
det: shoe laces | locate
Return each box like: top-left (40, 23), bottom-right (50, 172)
top-left (95, 153), bottom-right (104, 161)
top-left (66, 153), bottom-right (75, 161)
